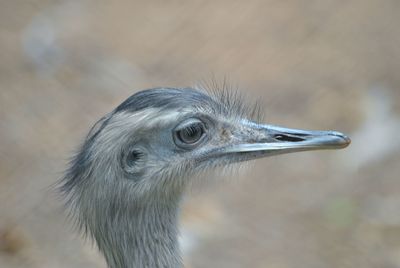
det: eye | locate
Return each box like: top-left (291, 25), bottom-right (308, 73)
top-left (177, 123), bottom-right (204, 144)
top-left (173, 119), bottom-right (207, 149)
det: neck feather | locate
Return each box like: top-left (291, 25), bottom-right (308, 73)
top-left (92, 198), bottom-right (183, 268)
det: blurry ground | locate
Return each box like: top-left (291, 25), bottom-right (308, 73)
top-left (1, 0), bottom-right (400, 267)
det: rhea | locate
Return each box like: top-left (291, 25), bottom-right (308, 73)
top-left (60, 87), bottom-right (350, 268)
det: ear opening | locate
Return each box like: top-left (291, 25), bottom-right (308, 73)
top-left (121, 147), bottom-right (147, 177)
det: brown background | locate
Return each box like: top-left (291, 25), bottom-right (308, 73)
top-left (1, 1), bottom-right (400, 267)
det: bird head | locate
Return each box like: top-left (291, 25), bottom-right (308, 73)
top-left (61, 87), bottom-right (350, 227)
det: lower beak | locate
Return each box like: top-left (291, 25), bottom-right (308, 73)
top-left (224, 123), bottom-right (351, 157)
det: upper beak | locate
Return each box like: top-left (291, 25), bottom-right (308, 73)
top-left (222, 121), bottom-right (351, 158)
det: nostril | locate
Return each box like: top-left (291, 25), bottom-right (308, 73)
top-left (274, 134), bottom-right (304, 142)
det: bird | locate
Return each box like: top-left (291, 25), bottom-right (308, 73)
top-left (60, 87), bottom-right (350, 268)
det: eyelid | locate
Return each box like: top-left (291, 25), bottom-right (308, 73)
top-left (175, 118), bottom-right (206, 131)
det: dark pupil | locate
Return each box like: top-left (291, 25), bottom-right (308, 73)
top-left (178, 123), bottom-right (203, 144)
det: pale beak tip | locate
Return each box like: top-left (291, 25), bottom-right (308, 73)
top-left (333, 132), bottom-right (351, 148)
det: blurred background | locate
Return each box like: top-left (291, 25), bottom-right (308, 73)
top-left (1, 0), bottom-right (400, 267)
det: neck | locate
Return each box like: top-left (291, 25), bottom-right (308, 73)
top-left (93, 198), bottom-right (182, 268)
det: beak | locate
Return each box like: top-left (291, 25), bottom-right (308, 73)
top-left (222, 121), bottom-right (351, 158)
